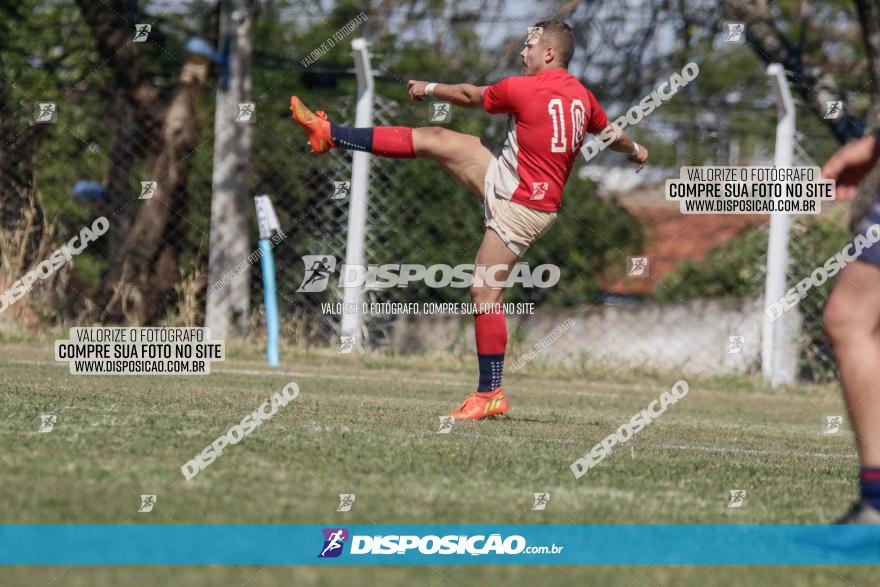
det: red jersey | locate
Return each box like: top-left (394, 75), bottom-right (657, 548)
top-left (481, 69), bottom-right (608, 211)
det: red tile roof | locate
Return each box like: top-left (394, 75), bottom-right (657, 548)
top-left (602, 202), bottom-right (768, 296)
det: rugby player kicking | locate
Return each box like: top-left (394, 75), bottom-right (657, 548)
top-left (822, 133), bottom-right (880, 523)
top-left (290, 21), bottom-right (648, 419)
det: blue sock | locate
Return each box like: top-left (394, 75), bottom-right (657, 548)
top-left (860, 467), bottom-right (880, 509)
top-left (477, 353), bottom-right (504, 393)
top-left (330, 124), bottom-right (372, 152)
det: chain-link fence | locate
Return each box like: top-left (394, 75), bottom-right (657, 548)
top-left (0, 2), bottom-right (860, 383)
top-left (783, 132), bottom-right (849, 381)
top-left (261, 94), bottom-right (408, 349)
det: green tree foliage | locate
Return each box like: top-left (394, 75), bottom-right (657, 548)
top-left (656, 216), bottom-right (851, 303)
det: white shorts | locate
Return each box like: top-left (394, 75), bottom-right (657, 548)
top-left (483, 157), bottom-right (557, 257)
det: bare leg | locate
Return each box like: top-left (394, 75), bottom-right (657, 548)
top-left (412, 127), bottom-right (494, 200)
top-left (471, 228), bottom-right (520, 306)
top-left (823, 261), bottom-right (880, 466)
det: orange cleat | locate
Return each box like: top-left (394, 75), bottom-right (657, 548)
top-left (447, 388), bottom-right (508, 420)
top-left (290, 96), bottom-right (335, 154)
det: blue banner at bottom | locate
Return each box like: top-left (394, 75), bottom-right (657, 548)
top-left (1, 525), bottom-right (878, 565)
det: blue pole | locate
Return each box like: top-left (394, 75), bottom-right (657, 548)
top-left (258, 239), bottom-right (280, 367)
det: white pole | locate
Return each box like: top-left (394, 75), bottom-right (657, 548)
top-left (762, 64), bottom-right (798, 386)
top-left (339, 38), bottom-right (374, 349)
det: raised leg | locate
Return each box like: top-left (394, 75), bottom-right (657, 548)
top-left (291, 96), bottom-right (493, 199)
top-left (412, 126), bottom-right (493, 200)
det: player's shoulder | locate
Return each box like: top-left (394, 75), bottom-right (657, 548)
top-left (492, 74), bottom-right (530, 88)
top-left (538, 70), bottom-right (592, 94)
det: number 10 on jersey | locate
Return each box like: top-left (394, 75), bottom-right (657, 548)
top-left (548, 98), bottom-right (585, 153)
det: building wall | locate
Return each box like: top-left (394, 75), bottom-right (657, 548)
top-left (390, 296), bottom-right (763, 375)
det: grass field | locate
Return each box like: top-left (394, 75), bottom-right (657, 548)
top-left (0, 330), bottom-right (876, 585)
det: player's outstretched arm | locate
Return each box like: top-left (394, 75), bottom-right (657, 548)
top-left (821, 132), bottom-right (880, 200)
top-left (408, 80), bottom-right (488, 108)
top-left (606, 127), bottom-right (648, 167)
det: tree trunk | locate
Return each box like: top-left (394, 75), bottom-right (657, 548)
top-left (0, 76), bottom-right (50, 281)
top-left (77, 0), bottom-right (210, 324)
top-left (104, 95), bottom-right (136, 254)
top-left (205, 0), bottom-right (254, 339)
top-left (101, 62), bottom-right (210, 324)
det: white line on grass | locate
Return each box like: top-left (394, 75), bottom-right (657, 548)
top-left (657, 443), bottom-right (857, 460)
top-left (4, 358), bottom-right (847, 404)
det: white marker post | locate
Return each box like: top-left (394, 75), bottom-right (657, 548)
top-left (254, 195), bottom-right (281, 367)
top-left (339, 38), bottom-right (374, 350)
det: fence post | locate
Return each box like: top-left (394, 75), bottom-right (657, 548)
top-left (339, 38), bottom-right (374, 350)
top-left (762, 64), bottom-right (800, 386)
top-left (205, 0), bottom-right (253, 340)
